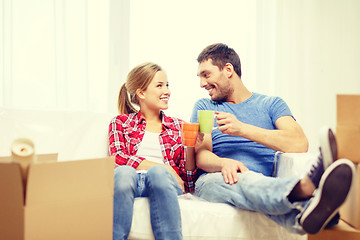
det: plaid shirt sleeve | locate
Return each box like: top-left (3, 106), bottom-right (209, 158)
top-left (108, 115), bottom-right (145, 169)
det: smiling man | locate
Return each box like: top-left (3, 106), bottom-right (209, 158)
top-left (190, 43), bottom-right (355, 235)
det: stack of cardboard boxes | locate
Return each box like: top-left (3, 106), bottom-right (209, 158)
top-left (309, 94), bottom-right (360, 240)
top-left (0, 154), bottom-right (114, 240)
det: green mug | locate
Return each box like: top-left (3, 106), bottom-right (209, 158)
top-left (198, 110), bottom-right (217, 133)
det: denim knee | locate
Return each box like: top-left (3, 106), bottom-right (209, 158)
top-left (114, 165), bottom-right (138, 194)
top-left (146, 165), bottom-right (183, 195)
top-left (195, 173), bottom-right (223, 189)
top-left (146, 165), bottom-right (170, 186)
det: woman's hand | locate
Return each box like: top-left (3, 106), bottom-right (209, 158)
top-left (166, 165), bottom-right (185, 193)
top-left (194, 132), bottom-right (204, 152)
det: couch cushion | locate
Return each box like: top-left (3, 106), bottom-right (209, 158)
top-left (129, 194), bottom-right (307, 240)
top-left (0, 108), bottom-right (113, 161)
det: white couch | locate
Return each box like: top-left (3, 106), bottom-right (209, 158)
top-left (0, 108), bottom-right (315, 240)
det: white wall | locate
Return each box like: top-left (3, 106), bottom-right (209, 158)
top-left (128, 0), bottom-right (360, 152)
top-left (128, 0), bottom-right (257, 121)
top-left (1, 0), bottom-right (360, 152)
top-left (0, 0), bottom-right (119, 113)
top-left (269, 0), bottom-right (360, 151)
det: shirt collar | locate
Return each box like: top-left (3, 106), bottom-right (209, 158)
top-left (135, 111), bottom-right (172, 129)
top-left (160, 111), bottom-right (173, 129)
top-left (135, 111), bottom-right (146, 123)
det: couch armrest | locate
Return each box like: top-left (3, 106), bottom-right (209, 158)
top-left (272, 151), bottom-right (318, 178)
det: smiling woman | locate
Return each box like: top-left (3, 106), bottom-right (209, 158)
top-left (138, 71), bottom-right (171, 115)
top-left (109, 62), bottom-right (202, 239)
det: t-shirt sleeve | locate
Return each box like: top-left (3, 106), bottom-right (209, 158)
top-left (190, 98), bottom-right (210, 123)
top-left (269, 96), bottom-right (294, 125)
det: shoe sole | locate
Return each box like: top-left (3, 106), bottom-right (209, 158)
top-left (319, 126), bottom-right (338, 169)
top-left (300, 159), bottom-right (355, 234)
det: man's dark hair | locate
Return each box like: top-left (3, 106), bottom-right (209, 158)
top-left (197, 43), bottom-right (242, 78)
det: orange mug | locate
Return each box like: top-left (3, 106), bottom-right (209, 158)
top-left (181, 122), bottom-right (199, 147)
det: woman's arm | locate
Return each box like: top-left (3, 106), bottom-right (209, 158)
top-left (108, 116), bottom-right (145, 168)
top-left (137, 160), bottom-right (185, 193)
top-left (184, 132), bottom-right (204, 171)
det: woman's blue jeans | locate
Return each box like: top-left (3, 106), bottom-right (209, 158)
top-left (113, 165), bottom-right (183, 240)
top-left (194, 171), bottom-right (307, 234)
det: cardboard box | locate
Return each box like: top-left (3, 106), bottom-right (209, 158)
top-left (308, 220), bottom-right (360, 240)
top-left (337, 94), bottom-right (360, 163)
top-left (0, 154), bottom-right (114, 240)
top-left (340, 163), bottom-right (360, 229)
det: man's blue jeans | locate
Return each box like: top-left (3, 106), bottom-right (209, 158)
top-left (195, 171), bottom-right (307, 234)
top-left (113, 165), bottom-right (183, 240)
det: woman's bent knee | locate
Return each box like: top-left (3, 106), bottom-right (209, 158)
top-left (146, 165), bottom-right (177, 190)
top-left (146, 165), bottom-right (169, 177)
top-left (114, 165), bottom-right (137, 193)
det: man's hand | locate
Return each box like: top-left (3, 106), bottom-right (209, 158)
top-left (216, 111), bottom-right (243, 136)
top-left (221, 158), bottom-right (249, 184)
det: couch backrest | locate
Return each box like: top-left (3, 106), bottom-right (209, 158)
top-left (0, 108), bottom-right (115, 161)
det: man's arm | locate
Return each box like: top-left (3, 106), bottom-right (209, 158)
top-left (216, 113), bottom-right (309, 153)
top-left (196, 133), bottom-right (249, 184)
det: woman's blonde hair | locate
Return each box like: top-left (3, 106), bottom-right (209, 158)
top-left (118, 62), bottom-right (162, 114)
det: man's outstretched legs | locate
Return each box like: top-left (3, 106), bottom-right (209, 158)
top-left (195, 127), bottom-right (355, 234)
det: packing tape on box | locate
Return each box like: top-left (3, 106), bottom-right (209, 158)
top-left (11, 138), bottom-right (37, 182)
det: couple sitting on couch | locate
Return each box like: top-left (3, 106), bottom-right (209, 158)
top-left (108, 43), bottom-right (355, 240)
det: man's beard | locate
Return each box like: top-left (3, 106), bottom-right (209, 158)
top-left (211, 85), bottom-right (234, 102)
